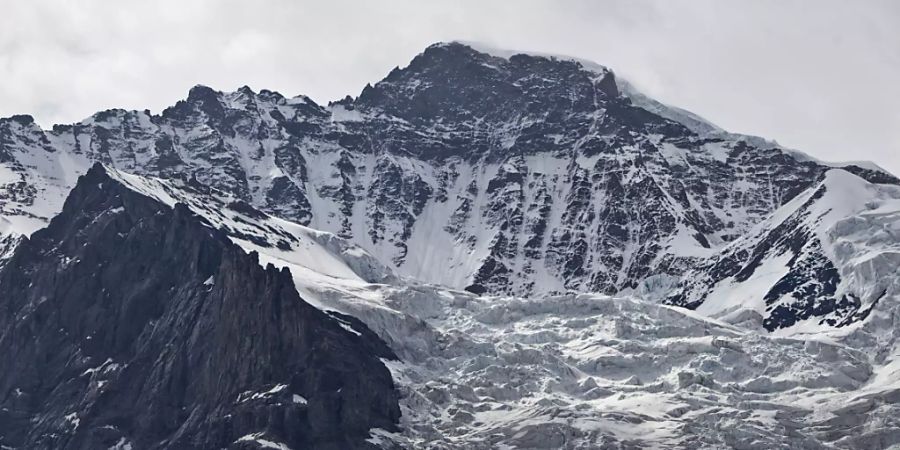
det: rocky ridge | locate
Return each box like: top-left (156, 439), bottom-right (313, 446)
top-left (0, 165), bottom-right (400, 449)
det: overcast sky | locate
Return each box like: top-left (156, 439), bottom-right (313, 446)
top-left (2, 1), bottom-right (898, 174)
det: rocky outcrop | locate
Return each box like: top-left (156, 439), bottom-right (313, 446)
top-left (0, 164), bottom-right (400, 449)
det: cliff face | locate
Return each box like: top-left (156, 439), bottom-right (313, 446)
top-left (0, 164), bottom-right (400, 450)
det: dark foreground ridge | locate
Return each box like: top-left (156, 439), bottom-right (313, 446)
top-left (0, 164), bottom-right (400, 449)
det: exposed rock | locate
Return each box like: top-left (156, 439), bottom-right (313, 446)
top-left (0, 164), bottom-right (400, 449)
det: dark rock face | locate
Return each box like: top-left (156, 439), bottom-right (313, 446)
top-left (0, 165), bottom-right (400, 449)
top-left (355, 42), bottom-right (620, 130)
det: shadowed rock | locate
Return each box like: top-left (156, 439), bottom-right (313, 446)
top-left (0, 164), bottom-right (400, 449)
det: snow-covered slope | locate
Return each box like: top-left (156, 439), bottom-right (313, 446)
top-left (671, 169), bottom-right (900, 332)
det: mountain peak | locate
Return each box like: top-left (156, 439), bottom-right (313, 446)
top-left (187, 83), bottom-right (221, 101)
top-left (354, 40), bottom-right (619, 124)
top-left (0, 114), bottom-right (36, 126)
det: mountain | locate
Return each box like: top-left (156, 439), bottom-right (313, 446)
top-left (0, 164), bottom-right (400, 449)
top-left (1, 43), bottom-right (896, 316)
top-left (2, 41), bottom-right (900, 448)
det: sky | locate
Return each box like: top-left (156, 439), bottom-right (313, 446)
top-left (1, 1), bottom-right (898, 174)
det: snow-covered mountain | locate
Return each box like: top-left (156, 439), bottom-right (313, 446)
top-left (1, 42), bottom-right (895, 316)
top-left (3, 41), bottom-right (900, 448)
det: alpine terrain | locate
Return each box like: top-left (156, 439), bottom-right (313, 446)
top-left (1, 41), bottom-right (900, 449)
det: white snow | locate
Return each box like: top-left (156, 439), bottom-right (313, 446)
top-left (698, 250), bottom-right (793, 318)
top-left (64, 412), bottom-right (80, 430)
top-left (0, 164), bottom-right (20, 184)
top-left (108, 437), bottom-right (133, 450)
top-left (329, 104), bottom-right (367, 122)
top-left (81, 358), bottom-right (115, 376)
top-left (235, 433), bottom-right (292, 450)
top-left (238, 384), bottom-right (289, 403)
top-left (450, 40), bottom-right (612, 76)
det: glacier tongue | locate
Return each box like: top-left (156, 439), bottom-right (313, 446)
top-left (290, 280), bottom-right (900, 449)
